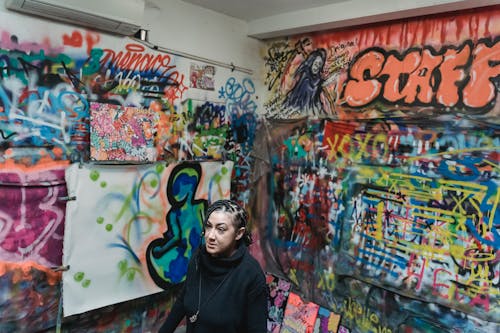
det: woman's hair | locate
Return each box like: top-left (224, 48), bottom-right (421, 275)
top-left (204, 199), bottom-right (253, 246)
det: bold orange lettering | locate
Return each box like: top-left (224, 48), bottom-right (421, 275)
top-left (380, 50), bottom-right (420, 103)
top-left (343, 50), bottom-right (384, 107)
top-left (463, 41), bottom-right (500, 108)
top-left (400, 49), bottom-right (442, 103)
top-left (436, 45), bottom-right (470, 107)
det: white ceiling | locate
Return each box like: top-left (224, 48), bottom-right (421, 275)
top-left (180, 0), bottom-right (347, 21)
top-left (181, 0), bottom-right (499, 39)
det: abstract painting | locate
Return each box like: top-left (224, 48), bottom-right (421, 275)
top-left (90, 102), bottom-right (160, 162)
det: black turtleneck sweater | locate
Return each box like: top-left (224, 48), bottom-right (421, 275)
top-left (158, 245), bottom-right (268, 333)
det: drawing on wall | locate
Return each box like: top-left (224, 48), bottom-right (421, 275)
top-left (146, 162), bottom-right (208, 289)
top-left (267, 117), bottom-right (500, 324)
top-left (263, 9), bottom-right (500, 120)
top-left (62, 160), bottom-right (233, 316)
top-left (90, 102), bottom-right (160, 162)
top-left (189, 63), bottom-right (216, 90)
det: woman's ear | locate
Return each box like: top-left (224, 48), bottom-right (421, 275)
top-left (235, 227), bottom-right (245, 241)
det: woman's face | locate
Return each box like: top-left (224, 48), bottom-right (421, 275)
top-left (204, 210), bottom-right (244, 257)
top-left (311, 56), bottom-right (323, 74)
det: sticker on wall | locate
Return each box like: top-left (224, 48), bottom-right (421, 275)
top-left (62, 160), bottom-right (233, 316)
top-left (189, 63), bottom-right (216, 90)
top-left (90, 102), bottom-right (159, 162)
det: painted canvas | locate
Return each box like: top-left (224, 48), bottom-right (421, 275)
top-left (267, 273), bottom-right (292, 333)
top-left (313, 307), bottom-right (340, 333)
top-left (0, 163), bottom-right (68, 267)
top-left (90, 102), bottom-right (159, 162)
top-left (280, 292), bottom-right (319, 333)
top-left (63, 160), bottom-right (233, 316)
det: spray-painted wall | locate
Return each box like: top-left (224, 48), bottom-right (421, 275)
top-left (257, 6), bottom-right (499, 332)
top-left (0, 2), bottom-right (261, 332)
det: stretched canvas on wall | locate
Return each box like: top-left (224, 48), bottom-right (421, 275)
top-left (0, 164), bottom-right (68, 267)
top-left (313, 307), bottom-right (340, 333)
top-left (280, 292), bottom-right (320, 333)
top-left (90, 102), bottom-right (160, 162)
top-left (62, 160), bottom-right (233, 316)
top-left (267, 273), bottom-right (292, 333)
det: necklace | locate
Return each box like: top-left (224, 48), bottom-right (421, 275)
top-left (189, 267), bottom-right (235, 324)
top-left (189, 274), bottom-right (202, 323)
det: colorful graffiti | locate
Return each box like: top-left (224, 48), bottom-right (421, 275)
top-left (264, 7), bottom-right (500, 120)
top-left (342, 39), bottom-right (500, 110)
top-left (263, 116), bottom-right (499, 331)
top-left (0, 7), bottom-right (260, 331)
top-left (260, 6), bottom-right (500, 332)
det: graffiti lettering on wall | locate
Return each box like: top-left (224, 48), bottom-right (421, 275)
top-left (347, 169), bottom-right (498, 319)
top-left (342, 39), bottom-right (500, 110)
top-left (264, 8), bottom-right (499, 120)
top-left (0, 32), bottom-right (191, 163)
top-left (99, 43), bottom-right (188, 104)
top-left (62, 30), bottom-right (100, 55)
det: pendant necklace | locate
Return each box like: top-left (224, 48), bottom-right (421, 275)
top-left (189, 267), bottom-right (235, 324)
top-left (189, 274), bottom-right (202, 323)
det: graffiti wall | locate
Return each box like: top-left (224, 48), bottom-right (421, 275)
top-left (0, 5), bottom-right (260, 332)
top-left (259, 6), bottom-right (499, 332)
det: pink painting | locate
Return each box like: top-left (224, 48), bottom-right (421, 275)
top-left (0, 162), bottom-right (68, 267)
top-left (280, 292), bottom-right (320, 333)
top-left (90, 102), bottom-right (159, 162)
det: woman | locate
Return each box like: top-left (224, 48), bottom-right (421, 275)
top-left (159, 199), bottom-right (268, 333)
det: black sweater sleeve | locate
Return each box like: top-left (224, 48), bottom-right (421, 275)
top-left (158, 285), bottom-right (186, 333)
top-left (246, 271), bottom-right (268, 333)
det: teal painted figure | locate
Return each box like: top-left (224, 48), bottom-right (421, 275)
top-left (147, 163), bottom-right (207, 288)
